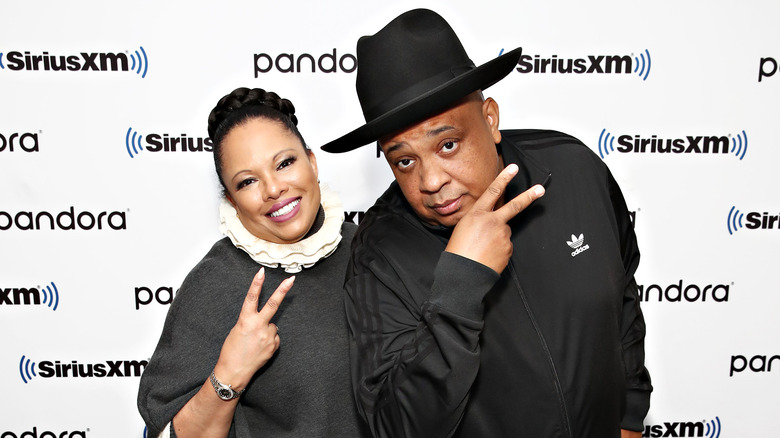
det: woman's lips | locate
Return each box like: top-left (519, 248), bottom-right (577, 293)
top-left (267, 198), bottom-right (301, 222)
top-left (432, 196), bottom-right (462, 216)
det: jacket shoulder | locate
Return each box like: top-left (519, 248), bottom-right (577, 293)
top-left (500, 129), bottom-right (586, 146)
top-left (501, 128), bottom-right (606, 171)
top-left (501, 129), bottom-right (595, 155)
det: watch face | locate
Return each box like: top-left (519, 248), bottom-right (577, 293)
top-left (218, 387), bottom-right (234, 400)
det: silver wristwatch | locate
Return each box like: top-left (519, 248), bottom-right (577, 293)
top-left (210, 371), bottom-right (245, 400)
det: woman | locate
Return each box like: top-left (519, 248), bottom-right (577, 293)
top-left (138, 87), bottom-right (369, 438)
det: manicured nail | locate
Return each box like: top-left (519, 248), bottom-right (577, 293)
top-left (534, 185), bottom-right (545, 196)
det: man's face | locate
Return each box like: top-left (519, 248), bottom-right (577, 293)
top-left (379, 93), bottom-right (504, 228)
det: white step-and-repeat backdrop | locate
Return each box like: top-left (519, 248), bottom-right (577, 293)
top-left (1, 1), bottom-right (777, 437)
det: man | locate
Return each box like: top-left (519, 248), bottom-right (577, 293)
top-left (322, 9), bottom-right (651, 438)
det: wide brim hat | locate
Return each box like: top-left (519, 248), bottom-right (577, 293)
top-left (321, 8), bottom-right (521, 153)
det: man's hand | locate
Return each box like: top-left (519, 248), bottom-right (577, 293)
top-left (214, 268), bottom-right (295, 390)
top-left (445, 164), bottom-right (545, 273)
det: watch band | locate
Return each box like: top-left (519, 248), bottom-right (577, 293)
top-left (209, 371), bottom-right (245, 400)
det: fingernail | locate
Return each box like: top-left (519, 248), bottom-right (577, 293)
top-left (534, 185), bottom-right (545, 196)
top-left (257, 267), bottom-right (265, 278)
top-left (285, 276), bottom-right (296, 286)
top-left (506, 164), bottom-right (519, 174)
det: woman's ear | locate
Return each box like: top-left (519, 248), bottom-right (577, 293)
top-left (307, 150), bottom-right (319, 180)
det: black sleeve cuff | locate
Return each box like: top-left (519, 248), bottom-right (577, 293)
top-left (620, 388), bottom-right (651, 431)
top-left (428, 251), bottom-right (500, 320)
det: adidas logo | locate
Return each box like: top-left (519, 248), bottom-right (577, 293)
top-left (566, 233), bottom-right (590, 257)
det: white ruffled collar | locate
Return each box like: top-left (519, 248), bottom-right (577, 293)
top-left (219, 183), bottom-right (344, 273)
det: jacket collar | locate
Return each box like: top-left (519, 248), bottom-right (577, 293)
top-left (498, 133), bottom-right (552, 203)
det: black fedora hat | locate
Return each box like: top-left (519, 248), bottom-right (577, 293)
top-left (321, 8), bottom-right (521, 153)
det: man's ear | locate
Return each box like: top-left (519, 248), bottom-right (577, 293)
top-left (483, 97), bottom-right (502, 144)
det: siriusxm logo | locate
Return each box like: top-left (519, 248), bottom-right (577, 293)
top-left (637, 280), bottom-right (730, 303)
top-left (1, 282), bottom-right (59, 310)
top-left (730, 354), bottom-right (780, 377)
top-left (0, 207), bottom-right (126, 231)
top-left (344, 211), bottom-right (365, 225)
top-left (19, 355), bottom-right (148, 383)
top-left (643, 417), bottom-right (721, 437)
top-left (508, 47), bottom-right (651, 80)
top-left (0, 427), bottom-right (88, 438)
top-left (135, 286), bottom-right (176, 310)
top-left (0, 47), bottom-right (148, 78)
top-left (759, 56), bottom-right (777, 82)
top-left (125, 127), bottom-right (213, 158)
top-left (253, 48), bottom-right (356, 77)
top-left (598, 129), bottom-right (748, 160)
top-left (0, 131), bottom-right (39, 153)
top-left (727, 206), bottom-right (780, 234)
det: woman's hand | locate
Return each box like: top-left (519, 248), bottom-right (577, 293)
top-left (213, 267), bottom-right (294, 390)
top-left (172, 268), bottom-right (295, 437)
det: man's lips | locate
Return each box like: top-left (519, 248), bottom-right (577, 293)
top-left (431, 196), bottom-right (462, 216)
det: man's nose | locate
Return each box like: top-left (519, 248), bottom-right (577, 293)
top-left (418, 161), bottom-right (448, 193)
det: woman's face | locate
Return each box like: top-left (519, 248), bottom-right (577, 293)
top-left (220, 117), bottom-right (320, 244)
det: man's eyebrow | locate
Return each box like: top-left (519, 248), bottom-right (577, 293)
top-left (427, 125), bottom-right (455, 137)
top-left (384, 142), bottom-right (404, 155)
top-left (384, 125), bottom-right (456, 155)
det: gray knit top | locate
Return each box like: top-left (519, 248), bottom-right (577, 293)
top-left (138, 223), bottom-right (370, 437)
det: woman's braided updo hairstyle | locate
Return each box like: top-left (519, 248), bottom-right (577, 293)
top-left (207, 87), bottom-right (309, 192)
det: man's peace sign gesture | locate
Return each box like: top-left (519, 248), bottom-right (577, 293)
top-left (445, 164), bottom-right (545, 274)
